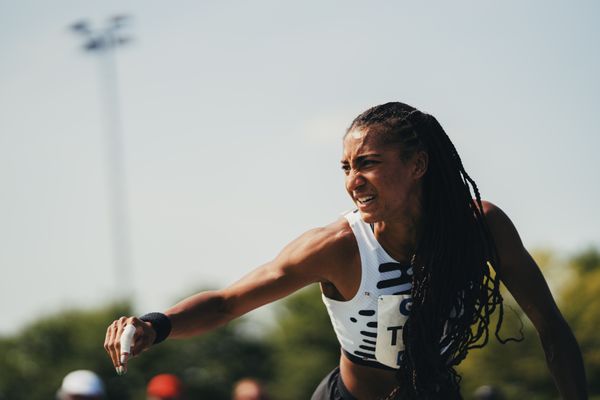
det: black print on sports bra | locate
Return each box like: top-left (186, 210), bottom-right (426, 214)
top-left (377, 262), bottom-right (412, 294)
top-left (350, 262), bottom-right (414, 361)
top-left (351, 310), bottom-right (378, 359)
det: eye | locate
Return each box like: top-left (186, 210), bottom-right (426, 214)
top-left (341, 164), bottom-right (350, 175)
top-left (361, 159), bottom-right (379, 168)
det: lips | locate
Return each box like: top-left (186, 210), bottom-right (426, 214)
top-left (355, 195), bottom-right (376, 206)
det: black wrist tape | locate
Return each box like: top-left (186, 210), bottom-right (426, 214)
top-left (139, 312), bottom-right (172, 344)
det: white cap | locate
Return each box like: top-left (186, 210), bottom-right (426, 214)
top-left (58, 370), bottom-right (105, 398)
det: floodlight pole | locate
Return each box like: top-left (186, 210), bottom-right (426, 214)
top-left (70, 16), bottom-right (133, 300)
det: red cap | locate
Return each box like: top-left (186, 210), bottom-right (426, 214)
top-left (146, 374), bottom-right (182, 398)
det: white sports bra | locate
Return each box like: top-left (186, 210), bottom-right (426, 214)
top-left (321, 210), bottom-right (413, 370)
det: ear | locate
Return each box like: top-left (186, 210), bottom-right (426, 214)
top-left (412, 151), bottom-right (428, 179)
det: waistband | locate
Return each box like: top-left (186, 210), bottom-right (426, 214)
top-left (343, 349), bottom-right (399, 371)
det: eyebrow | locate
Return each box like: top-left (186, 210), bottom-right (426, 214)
top-left (340, 153), bottom-right (382, 164)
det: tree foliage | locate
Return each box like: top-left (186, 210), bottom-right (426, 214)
top-left (458, 247), bottom-right (600, 399)
top-left (266, 284), bottom-right (340, 400)
top-left (0, 302), bottom-right (273, 400)
top-left (0, 303), bottom-right (131, 400)
top-left (561, 247), bottom-right (600, 397)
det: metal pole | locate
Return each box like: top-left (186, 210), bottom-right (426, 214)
top-left (70, 17), bottom-right (133, 300)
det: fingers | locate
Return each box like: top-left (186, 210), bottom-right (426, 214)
top-left (118, 325), bottom-right (134, 371)
top-left (104, 316), bottom-right (158, 375)
top-left (104, 316), bottom-right (137, 375)
top-left (131, 318), bottom-right (156, 357)
top-left (104, 320), bottom-right (119, 370)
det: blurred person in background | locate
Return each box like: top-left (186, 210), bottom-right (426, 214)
top-left (56, 369), bottom-right (105, 400)
top-left (146, 373), bottom-right (184, 400)
top-left (232, 378), bottom-right (269, 400)
top-left (105, 102), bottom-right (587, 399)
top-left (473, 385), bottom-right (504, 400)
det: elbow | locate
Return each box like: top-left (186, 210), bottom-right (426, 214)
top-left (537, 315), bottom-right (578, 363)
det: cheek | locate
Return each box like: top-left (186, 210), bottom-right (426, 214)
top-left (382, 174), bottom-right (412, 200)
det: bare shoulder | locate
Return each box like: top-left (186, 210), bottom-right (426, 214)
top-left (481, 199), bottom-right (505, 221)
top-left (480, 200), bottom-right (523, 246)
top-left (279, 216), bottom-right (357, 270)
top-left (217, 217), bottom-right (358, 315)
top-left (479, 200), bottom-right (530, 280)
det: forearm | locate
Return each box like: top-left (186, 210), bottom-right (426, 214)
top-left (539, 322), bottom-right (588, 400)
top-left (165, 290), bottom-right (234, 338)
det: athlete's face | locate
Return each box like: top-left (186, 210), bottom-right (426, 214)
top-left (341, 127), bottom-right (427, 224)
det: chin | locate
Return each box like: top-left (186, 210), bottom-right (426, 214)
top-left (357, 210), bottom-right (381, 224)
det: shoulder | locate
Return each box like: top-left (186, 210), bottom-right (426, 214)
top-left (479, 200), bottom-right (529, 275)
top-left (480, 199), bottom-right (505, 221)
top-left (279, 217), bottom-right (357, 268)
top-left (480, 200), bottom-right (523, 246)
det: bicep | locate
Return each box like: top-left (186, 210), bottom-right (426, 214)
top-left (219, 227), bottom-right (337, 318)
top-left (485, 203), bottom-right (564, 332)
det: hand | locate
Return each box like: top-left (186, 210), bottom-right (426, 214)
top-left (104, 316), bottom-right (157, 374)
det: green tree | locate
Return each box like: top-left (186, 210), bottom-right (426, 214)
top-left (458, 304), bottom-right (553, 399)
top-left (458, 247), bottom-right (600, 399)
top-left (267, 284), bottom-right (340, 400)
top-left (131, 318), bottom-right (274, 400)
top-left (561, 247), bottom-right (600, 398)
top-left (0, 301), bottom-right (274, 400)
top-left (0, 302), bottom-right (131, 400)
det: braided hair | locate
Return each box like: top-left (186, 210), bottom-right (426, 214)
top-left (347, 102), bottom-right (513, 399)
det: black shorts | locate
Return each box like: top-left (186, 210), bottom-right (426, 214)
top-left (311, 367), bottom-right (357, 400)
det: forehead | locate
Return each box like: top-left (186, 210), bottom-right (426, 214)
top-left (342, 127), bottom-right (390, 160)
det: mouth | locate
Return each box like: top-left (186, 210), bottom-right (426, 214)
top-left (356, 195), bottom-right (376, 206)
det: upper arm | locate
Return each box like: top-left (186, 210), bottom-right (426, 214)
top-left (218, 219), bottom-right (353, 318)
top-left (483, 201), bottom-right (565, 333)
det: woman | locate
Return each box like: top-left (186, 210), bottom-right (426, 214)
top-left (104, 102), bottom-right (587, 399)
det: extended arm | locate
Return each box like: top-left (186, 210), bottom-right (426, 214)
top-left (164, 227), bottom-right (331, 338)
top-left (103, 219), bottom-right (352, 370)
top-left (484, 202), bottom-right (587, 399)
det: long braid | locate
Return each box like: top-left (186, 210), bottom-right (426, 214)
top-left (347, 102), bottom-right (518, 399)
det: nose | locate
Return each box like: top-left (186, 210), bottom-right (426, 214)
top-left (346, 169), bottom-right (366, 193)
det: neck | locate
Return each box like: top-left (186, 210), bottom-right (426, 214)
top-left (373, 203), bottom-right (423, 264)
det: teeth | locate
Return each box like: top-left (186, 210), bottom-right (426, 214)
top-left (358, 196), bottom-right (374, 204)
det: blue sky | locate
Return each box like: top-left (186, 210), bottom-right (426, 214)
top-left (1, 0), bottom-right (599, 334)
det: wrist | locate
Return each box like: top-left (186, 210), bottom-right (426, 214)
top-left (139, 312), bottom-right (172, 344)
